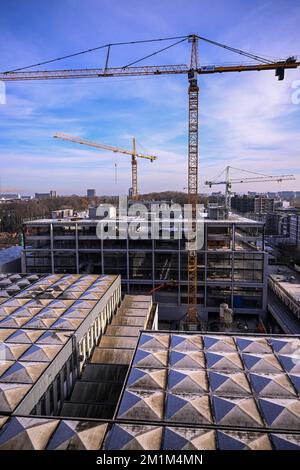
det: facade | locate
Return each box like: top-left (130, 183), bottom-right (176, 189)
top-left (87, 189), bottom-right (96, 199)
top-left (289, 213), bottom-right (300, 245)
top-left (231, 194), bottom-right (275, 214)
top-left (0, 193), bottom-right (21, 202)
top-left (35, 191), bottom-right (56, 200)
top-left (22, 213), bottom-right (268, 321)
top-left (271, 210), bottom-right (300, 246)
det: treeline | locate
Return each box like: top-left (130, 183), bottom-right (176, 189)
top-left (0, 196), bottom-right (92, 233)
top-left (0, 192), bottom-right (209, 234)
top-left (139, 191), bottom-right (208, 205)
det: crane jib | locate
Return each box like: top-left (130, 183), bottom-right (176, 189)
top-left (0, 61), bottom-right (299, 81)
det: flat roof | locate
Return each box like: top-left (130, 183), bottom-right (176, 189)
top-left (24, 215), bottom-right (263, 226)
top-left (0, 273), bottom-right (118, 414)
top-left (269, 265), bottom-right (300, 303)
top-left (111, 330), bottom-right (300, 446)
top-left (0, 330), bottom-right (299, 450)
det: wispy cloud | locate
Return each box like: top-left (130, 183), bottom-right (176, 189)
top-left (0, 0), bottom-right (299, 195)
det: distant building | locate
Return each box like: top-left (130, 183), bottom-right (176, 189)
top-left (289, 213), bottom-right (300, 245)
top-left (0, 193), bottom-right (21, 202)
top-left (279, 191), bottom-right (295, 199)
top-left (35, 191), bottom-right (56, 200)
top-left (207, 204), bottom-right (226, 220)
top-left (87, 189), bottom-right (96, 199)
top-left (254, 196), bottom-right (275, 213)
top-left (51, 209), bottom-right (74, 219)
top-left (231, 194), bottom-right (275, 214)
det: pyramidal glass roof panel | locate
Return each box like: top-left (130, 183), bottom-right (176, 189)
top-left (19, 344), bottom-right (62, 362)
top-left (104, 423), bottom-right (163, 451)
top-left (0, 361), bottom-right (48, 384)
top-left (5, 329), bottom-right (44, 344)
top-left (46, 420), bottom-right (108, 450)
top-left (0, 416), bottom-right (60, 450)
top-left (0, 329), bottom-right (16, 342)
top-left (217, 430), bottom-right (272, 450)
top-left (0, 343), bottom-right (30, 361)
top-left (115, 331), bottom-right (300, 438)
top-left (162, 426), bottom-right (216, 450)
top-left (170, 334), bottom-right (203, 352)
top-left (0, 383), bottom-right (31, 413)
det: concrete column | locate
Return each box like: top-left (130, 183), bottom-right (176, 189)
top-left (204, 224), bottom-right (208, 308)
top-left (101, 237), bottom-right (104, 275)
top-left (178, 242), bottom-right (181, 306)
top-left (53, 380), bottom-right (58, 416)
top-left (75, 223), bottom-right (79, 274)
top-left (59, 369), bottom-right (65, 402)
top-left (65, 361), bottom-right (71, 397)
top-left (35, 401), bottom-right (42, 415)
top-left (231, 224), bottom-right (235, 308)
top-left (44, 390), bottom-right (51, 415)
top-left (126, 235), bottom-right (130, 293)
top-left (152, 238), bottom-right (155, 290)
top-left (50, 223), bottom-right (54, 274)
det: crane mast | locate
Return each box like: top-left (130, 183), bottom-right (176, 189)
top-left (131, 138), bottom-right (138, 200)
top-left (186, 35), bottom-right (200, 328)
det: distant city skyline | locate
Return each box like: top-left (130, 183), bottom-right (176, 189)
top-left (0, 0), bottom-right (299, 194)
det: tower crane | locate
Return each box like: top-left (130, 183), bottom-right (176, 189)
top-left (53, 132), bottom-right (157, 200)
top-left (1, 34), bottom-right (299, 328)
top-left (205, 165), bottom-right (295, 215)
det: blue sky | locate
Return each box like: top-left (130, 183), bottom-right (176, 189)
top-left (0, 0), bottom-right (299, 195)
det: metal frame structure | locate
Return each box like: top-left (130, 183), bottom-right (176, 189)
top-left (54, 133), bottom-right (157, 200)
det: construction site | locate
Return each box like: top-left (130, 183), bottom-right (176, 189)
top-left (0, 6), bottom-right (300, 454)
top-left (22, 212), bottom-right (269, 331)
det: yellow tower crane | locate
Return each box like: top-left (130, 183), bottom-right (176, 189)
top-left (53, 132), bottom-right (157, 200)
top-left (1, 34), bottom-right (299, 328)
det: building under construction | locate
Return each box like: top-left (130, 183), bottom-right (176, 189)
top-left (22, 211), bottom-right (268, 326)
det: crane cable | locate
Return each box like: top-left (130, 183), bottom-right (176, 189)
top-left (122, 37), bottom-right (188, 68)
top-left (3, 34), bottom-right (278, 74)
top-left (196, 35), bottom-right (275, 64)
top-left (3, 35), bottom-right (189, 73)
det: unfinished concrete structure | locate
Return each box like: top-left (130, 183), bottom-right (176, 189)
top-left (22, 213), bottom-right (268, 324)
